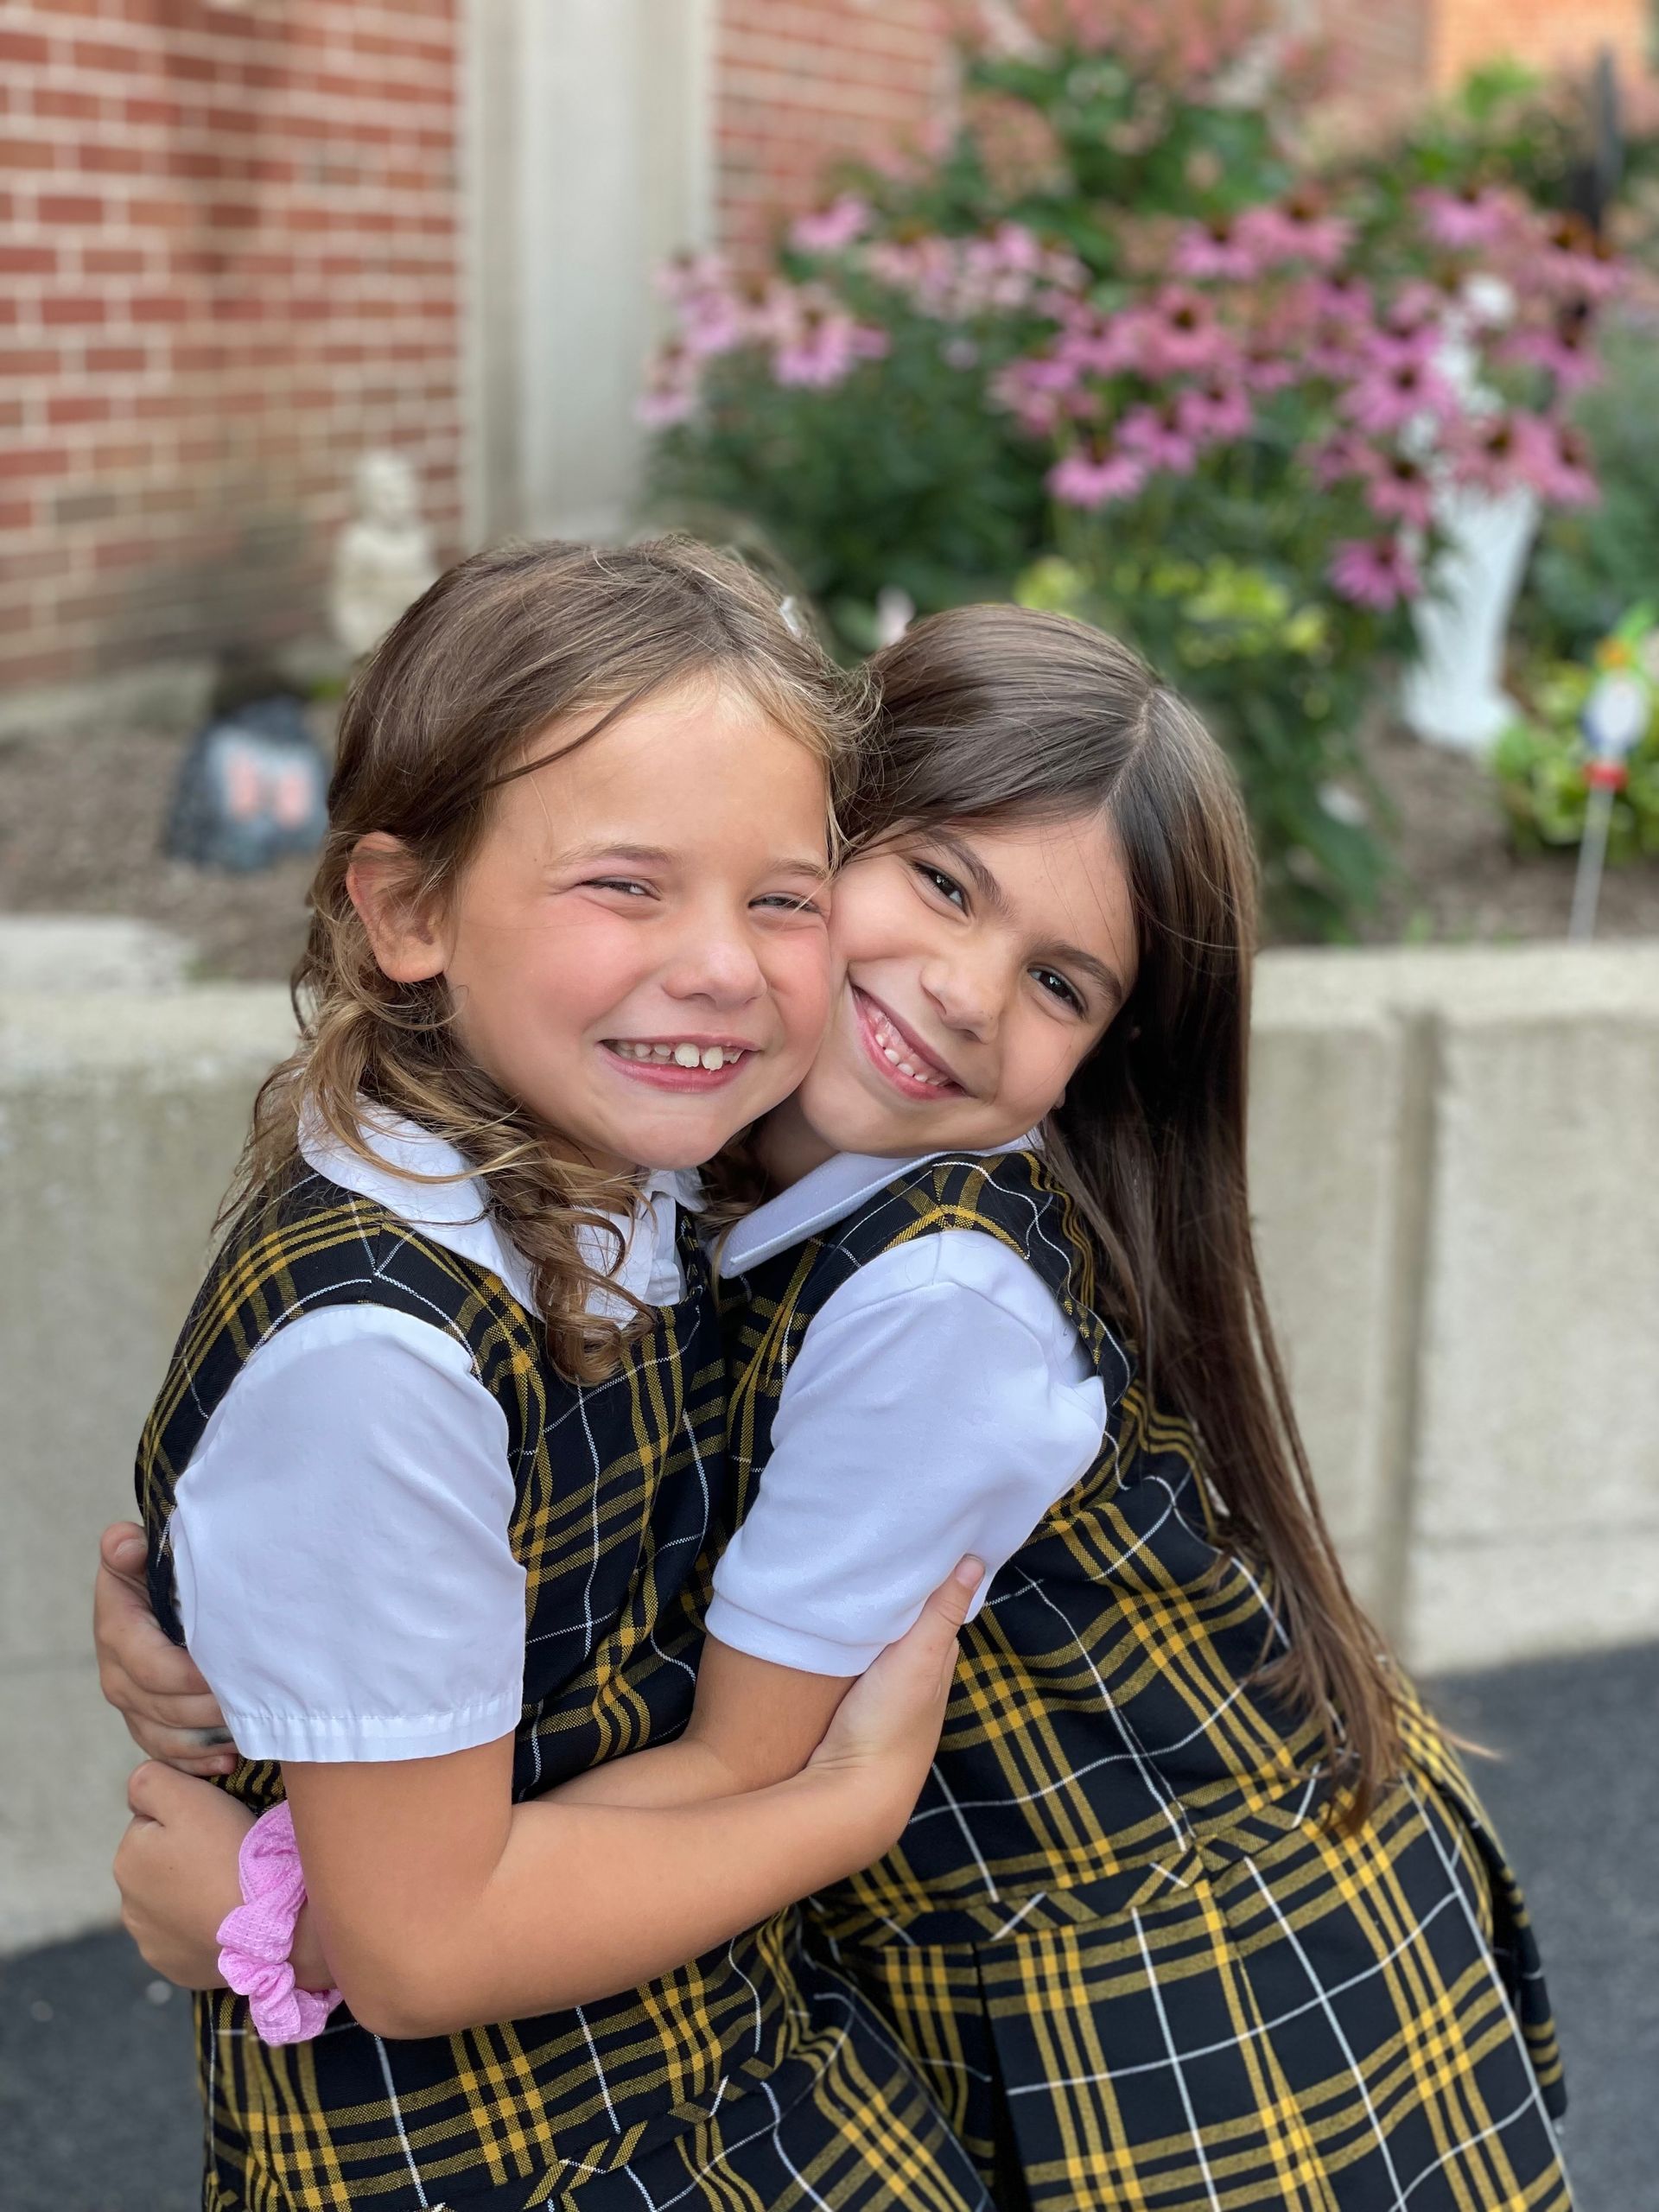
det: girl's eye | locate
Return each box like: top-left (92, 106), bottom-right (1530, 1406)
top-left (1033, 966), bottom-right (1084, 1014)
top-left (585, 878), bottom-right (654, 899)
top-left (913, 861), bottom-right (966, 909)
top-left (753, 893), bottom-right (825, 918)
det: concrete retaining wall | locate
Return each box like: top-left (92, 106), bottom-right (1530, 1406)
top-left (3, 944), bottom-right (1656, 1951)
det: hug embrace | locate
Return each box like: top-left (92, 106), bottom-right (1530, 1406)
top-left (97, 537), bottom-right (1571, 2212)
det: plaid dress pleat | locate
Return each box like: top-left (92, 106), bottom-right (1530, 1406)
top-left (138, 1168), bottom-right (989, 2212)
top-left (724, 1152), bottom-right (1572, 2212)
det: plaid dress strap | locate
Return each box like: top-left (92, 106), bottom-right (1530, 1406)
top-left (139, 1173), bottom-right (989, 2212)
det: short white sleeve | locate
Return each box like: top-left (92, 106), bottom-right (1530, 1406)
top-left (168, 1306), bottom-right (526, 1762)
top-left (706, 1232), bottom-right (1106, 1675)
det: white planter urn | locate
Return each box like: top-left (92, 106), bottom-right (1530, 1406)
top-left (1399, 276), bottom-right (1539, 755)
top-left (1399, 480), bottom-right (1540, 753)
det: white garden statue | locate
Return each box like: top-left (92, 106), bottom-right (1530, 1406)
top-left (1399, 280), bottom-right (1539, 753)
top-left (330, 451), bottom-right (438, 662)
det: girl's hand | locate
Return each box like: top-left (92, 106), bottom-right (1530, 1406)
top-left (93, 1522), bottom-right (240, 1778)
top-left (114, 1762), bottom-right (253, 1989)
top-left (806, 1556), bottom-right (982, 1849)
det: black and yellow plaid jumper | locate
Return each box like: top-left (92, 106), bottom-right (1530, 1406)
top-left (726, 1150), bottom-right (1573, 2212)
top-left (137, 1165), bottom-right (990, 2212)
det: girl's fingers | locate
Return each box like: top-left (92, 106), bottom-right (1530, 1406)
top-left (94, 1560), bottom-right (216, 1699)
top-left (934, 1555), bottom-right (986, 1624)
top-left (99, 1521), bottom-right (149, 1583)
top-left (127, 1758), bottom-right (226, 1821)
top-left (127, 1761), bottom-right (164, 1820)
top-left (124, 1715), bottom-right (239, 1775)
top-left (904, 1556), bottom-right (984, 1693)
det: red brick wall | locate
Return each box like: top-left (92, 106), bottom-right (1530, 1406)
top-left (0, 0), bottom-right (461, 696)
top-left (713, 0), bottom-right (960, 270)
top-left (1315, 0), bottom-right (1433, 129)
top-left (1431, 0), bottom-right (1650, 91)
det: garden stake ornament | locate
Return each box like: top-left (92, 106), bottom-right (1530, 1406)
top-left (1568, 669), bottom-right (1646, 939)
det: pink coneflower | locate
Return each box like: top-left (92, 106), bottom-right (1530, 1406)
top-left (1141, 287), bottom-right (1227, 377)
top-left (1535, 213), bottom-right (1625, 304)
top-left (990, 360), bottom-right (1065, 435)
top-left (1415, 185), bottom-right (1516, 251)
top-left (1496, 314), bottom-right (1604, 397)
top-left (635, 347), bottom-right (697, 428)
top-left (1171, 213), bottom-right (1263, 282)
top-left (1330, 535), bottom-right (1422, 610)
top-left (1491, 413), bottom-right (1600, 507)
top-left (1175, 378), bottom-right (1254, 443)
top-left (789, 194), bottom-right (873, 254)
top-left (1047, 444), bottom-right (1148, 510)
top-left (1306, 429), bottom-right (1378, 488)
top-left (656, 250), bottom-right (732, 305)
top-left (1363, 318), bottom-right (1441, 373)
top-left (678, 287), bottom-right (748, 359)
top-left (1118, 403), bottom-right (1200, 474)
top-left (1016, 348), bottom-right (1084, 393)
top-left (1449, 409), bottom-right (1595, 505)
top-left (1239, 339), bottom-right (1300, 393)
top-left (1343, 356), bottom-right (1457, 436)
top-left (773, 303), bottom-right (887, 388)
top-left (1302, 338), bottom-right (1370, 383)
top-left (1063, 310), bottom-right (1144, 378)
top-left (1364, 452), bottom-right (1437, 531)
top-left (1306, 272), bottom-right (1376, 325)
top-left (1237, 192), bottom-right (1353, 272)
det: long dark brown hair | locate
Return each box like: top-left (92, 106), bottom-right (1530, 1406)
top-left (225, 536), bottom-right (864, 1382)
top-left (859, 602), bottom-right (1401, 1819)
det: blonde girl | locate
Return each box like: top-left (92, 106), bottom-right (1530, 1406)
top-left (106, 539), bottom-right (992, 2212)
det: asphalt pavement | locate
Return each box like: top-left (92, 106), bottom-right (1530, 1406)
top-left (4, 1641), bottom-right (1655, 2212)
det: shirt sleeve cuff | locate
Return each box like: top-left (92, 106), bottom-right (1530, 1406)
top-left (703, 1592), bottom-right (884, 1677)
top-left (218, 1692), bottom-right (522, 1764)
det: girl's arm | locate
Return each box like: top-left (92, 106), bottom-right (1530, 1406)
top-left (521, 1232), bottom-right (1112, 1821)
top-left (115, 1560), bottom-right (979, 2034)
top-left (551, 1640), bottom-right (849, 1808)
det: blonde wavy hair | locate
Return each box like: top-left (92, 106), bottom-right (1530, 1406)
top-left (226, 536), bottom-right (866, 1382)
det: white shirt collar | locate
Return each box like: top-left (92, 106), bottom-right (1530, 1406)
top-left (298, 1104), bottom-right (700, 1317)
top-left (715, 1136), bottom-right (1033, 1278)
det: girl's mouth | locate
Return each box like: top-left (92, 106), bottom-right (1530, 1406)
top-left (851, 988), bottom-right (963, 1101)
top-left (602, 1038), bottom-right (754, 1091)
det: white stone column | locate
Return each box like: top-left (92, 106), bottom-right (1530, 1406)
top-left (462, 0), bottom-right (714, 546)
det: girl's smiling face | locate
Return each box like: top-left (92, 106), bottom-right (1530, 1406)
top-left (352, 679), bottom-right (834, 1175)
top-left (760, 811), bottom-right (1139, 1182)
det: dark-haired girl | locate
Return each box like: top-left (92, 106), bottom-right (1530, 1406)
top-left (534, 602), bottom-right (1572, 2209)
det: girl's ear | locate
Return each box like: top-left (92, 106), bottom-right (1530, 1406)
top-left (346, 833), bottom-right (449, 983)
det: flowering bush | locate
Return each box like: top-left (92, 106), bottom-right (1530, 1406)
top-left (643, 10), bottom-right (1627, 931)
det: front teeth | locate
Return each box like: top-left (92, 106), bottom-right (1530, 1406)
top-left (610, 1040), bottom-right (745, 1071)
top-left (868, 1007), bottom-right (949, 1087)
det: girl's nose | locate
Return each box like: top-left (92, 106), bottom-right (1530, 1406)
top-left (920, 955), bottom-right (999, 1039)
top-left (663, 913), bottom-right (766, 1009)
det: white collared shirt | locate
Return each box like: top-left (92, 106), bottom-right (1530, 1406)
top-left (705, 1146), bottom-right (1109, 1676)
top-left (167, 1113), bottom-right (696, 1764)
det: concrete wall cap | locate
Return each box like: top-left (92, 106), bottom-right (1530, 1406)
top-left (0, 988), bottom-right (296, 1081)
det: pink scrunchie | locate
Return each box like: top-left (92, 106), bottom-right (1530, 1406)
top-left (216, 1801), bottom-right (341, 2045)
